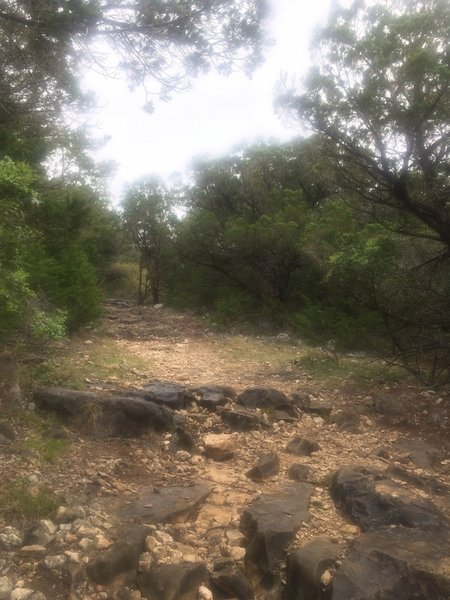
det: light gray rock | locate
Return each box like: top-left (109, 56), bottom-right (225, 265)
top-left (0, 576), bottom-right (13, 600)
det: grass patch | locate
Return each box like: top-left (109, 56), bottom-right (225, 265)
top-left (221, 335), bottom-right (301, 367)
top-left (21, 436), bottom-right (71, 464)
top-left (296, 348), bottom-right (409, 385)
top-left (25, 339), bottom-right (150, 390)
top-left (0, 479), bottom-right (61, 523)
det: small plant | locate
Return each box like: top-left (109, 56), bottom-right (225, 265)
top-left (22, 436), bottom-right (71, 464)
top-left (0, 479), bottom-right (61, 523)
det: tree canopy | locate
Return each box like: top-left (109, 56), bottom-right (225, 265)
top-left (279, 0), bottom-right (450, 250)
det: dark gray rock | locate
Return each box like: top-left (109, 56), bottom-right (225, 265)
top-left (285, 537), bottom-right (340, 600)
top-left (373, 394), bottom-right (411, 416)
top-left (174, 426), bottom-right (195, 452)
top-left (210, 562), bottom-right (254, 600)
top-left (246, 453), bottom-right (280, 482)
top-left (285, 437), bottom-right (320, 457)
top-left (330, 465), bottom-right (448, 531)
top-left (221, 407), bottom-right (266, 431)
top-left (237, 388), bottom-right (295, 416)
top-left (240, 483), bottom-right (313, 586)
top-left (191, 385), bottom-right (236, 411)
top-left (333, 409), bottom-right (361, 433)
top-left (87, 524), bottom-right (148, 585)
top-left (34, 387), bottom-right (175, 433)
top-left (287, 464), bottom-right (310, 482)
top-left (391, 438), bottom-right (442, 469)
top-left (120, 481), bottom-right (212, 524)
top-left (332, 526), bottom-right (450, 600)
top-left (386, 464), bottom-right (450, 496)
top-left (0, 421), bottom-right (16, 441)
top-left (138, 563), bottom-right (208, 600)
top-left (290, 393), bottom-right (332, 417)
top-left (141, 380), bottom-right (195, 410)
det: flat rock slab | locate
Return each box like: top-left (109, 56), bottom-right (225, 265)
top-left (138, 563), bottom-right (208, 600)
top-left (120, 482), bottom-right (213, 524)
top-left (332, 526), bottom-right (450, 600)
top-left (210, 563), bottom-right (254, 600)
top-left (142, 380), bottom-right (195, 409)
top-left (391, 438), bottom-right (442, 468)
top-left (237, 388), bottom-right (295, 416)
top-left (330, 465), bottom-right (448, 531)
top-left (240, 483), bottom-right (313, 578)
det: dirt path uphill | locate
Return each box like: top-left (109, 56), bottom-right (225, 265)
top-left (0, 300), bottom-right (449, 600)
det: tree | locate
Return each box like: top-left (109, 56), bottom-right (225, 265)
top-left (0, 0), bottom-right (269, 127)
top-left (122, 177), bottom-right (176, 304)
top-left (279, 0), bottom-right (450, 250)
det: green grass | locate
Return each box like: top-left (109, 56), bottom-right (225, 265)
top-left (0, 479), bottom-right (61, 523)
top-left (21, 436), bottom-right (71, 464)
top-left (24, 339), bottom-right (150, 390)
top-left (221, 335), bottom-right (300, 366)
top-left (296, 348), bottom-right (409, 385)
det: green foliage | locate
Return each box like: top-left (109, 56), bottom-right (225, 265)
top-left (0, 479), bottom-right (61, 523)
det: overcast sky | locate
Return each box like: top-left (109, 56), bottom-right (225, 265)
top-left (82, 0), bottom-right (332, 202)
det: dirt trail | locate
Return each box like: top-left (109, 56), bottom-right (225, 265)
top-left (1, 300), bottom-right (449, 600)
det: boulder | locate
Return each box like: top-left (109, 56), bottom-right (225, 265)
top-left (204, 433), bottom-right (236, 461)
top-left (33, 387), bottom-right (175, 433)
top-left (120, 481), bottom-right (212, 524)
top-left (373, 394), bottom-right (411, 416)
top-left (285, 437), bottom-right (320, 457)
top-left (141, 381), bottom-right (195, 410)
top-left (332, 526), bottom-right (450, 600)
top-left (87, 524), bottom-right (148, 585)
top-left (221, 407), bottom-right (266, 431)
top-left (240, 483), bottom-right (313, 585)
top-left (330, 465), bottom-right (448, 531)
top-left (191, 385), bottom-right (236, 411)
top-left (290, 393), bottom-right (332, 418)
top-left (285, 537), bottom-right (340, 600)
top-left (237, 388), bottom-right (295, 416)
top-left (138, 563), bottom-right (208, 600)
top-left (210, 562), bottom-right (254, 600)
top-left (287, 464), bottom-right (310, 482)
top-left (246, 453), bottom-right (280, 482)
top-left (333, 408), bottom-right (361, 433)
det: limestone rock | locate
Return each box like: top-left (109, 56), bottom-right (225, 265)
top-left (237, 388), bottom-right (295, 416)
top-left (246, 453), bottom-right (280, 482)
top-left (332, 526), bottom-right (450, 600)
top-left (240, 483), bottom-right (313, 584)
top-left (285, 537), bottom-right (340, 600)
top-left (210, 562), bottom-right (254, 600)
top-left (330, 465), bottom-right (448, 531)
top-left (137, 563), bottom-right (208, 600)
top-left (221, 407), bottom-right (266, 431)
top-left (285, 437), bottom-right (320, 457)
top-left (87, 525), bottom-right (148, 585)
top-left (141, 381), bottom-right (195, 409)
top-left (287, 464), bottom-right (310, 482)
top-left (204, 434), bottom-right (236, 461)
top-left (120, 482), bottom-right (212, 524)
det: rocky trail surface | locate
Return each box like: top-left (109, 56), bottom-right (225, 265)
top-left (1, 300), bottom-right (449, 600)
